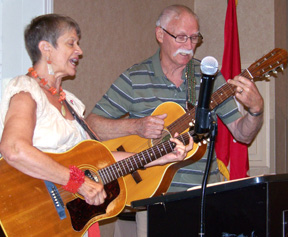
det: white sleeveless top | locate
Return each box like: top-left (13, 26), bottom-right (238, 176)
top-left (0, 75), bottom-right (89, 153)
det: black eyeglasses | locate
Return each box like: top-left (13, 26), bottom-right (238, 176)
top-left (161, 27), bottom-right (203, 44)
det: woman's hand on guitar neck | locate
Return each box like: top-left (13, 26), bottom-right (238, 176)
top-left (145, 132), bottom-right (194, 167)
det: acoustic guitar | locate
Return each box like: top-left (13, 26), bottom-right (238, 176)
top-left (0, 129), bottom-right (203, 236)
top-left (103, 48), bottom-right (288, 205)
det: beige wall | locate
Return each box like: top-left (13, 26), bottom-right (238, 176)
top-left (195, 0), bottom-right (275, 63)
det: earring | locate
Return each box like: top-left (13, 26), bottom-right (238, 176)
top-left (47, 57), bottom-right (54, 75)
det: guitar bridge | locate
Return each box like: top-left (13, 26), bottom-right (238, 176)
top-left (131, 170), bottom-right (142, 184)
top-left (44, 180), bottom-right (67, 220)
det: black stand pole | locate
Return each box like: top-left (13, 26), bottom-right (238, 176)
top-left (198, 119), bottom-right (218, 237)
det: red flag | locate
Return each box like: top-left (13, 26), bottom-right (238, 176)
top-left (215, 0), bottom-right (249, 180)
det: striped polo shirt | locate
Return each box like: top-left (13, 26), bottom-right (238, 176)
top-left (92, 49), bottom-right (241, 192)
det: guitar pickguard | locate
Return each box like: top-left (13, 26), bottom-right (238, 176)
top-left (67, 180), bottom-right (120, 231)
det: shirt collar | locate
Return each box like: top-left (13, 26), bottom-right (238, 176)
top-left (151, 48), bottom-right (187, 85)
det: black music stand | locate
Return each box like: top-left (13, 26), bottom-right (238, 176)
top-left (131, 174), bottom-right (288, 237)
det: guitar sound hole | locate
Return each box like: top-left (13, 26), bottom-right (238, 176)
top-left (151, 129), bottom-right (171, 147)
top-left (85, 169), bottom-right (99, 182)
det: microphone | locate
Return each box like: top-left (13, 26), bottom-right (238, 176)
top-left (194, 56), bottom-right (219, 135)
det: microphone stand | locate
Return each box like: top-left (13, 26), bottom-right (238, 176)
top-left (198, 115), bottom-right (218, 237)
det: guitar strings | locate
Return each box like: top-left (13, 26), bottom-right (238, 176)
top-left (99, 132), bottom-right (191, 184)
top-left (101, 143), bottom-right (169, 183)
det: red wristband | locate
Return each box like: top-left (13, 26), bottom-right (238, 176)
top-left (62, 165), bottom-right (85, 193)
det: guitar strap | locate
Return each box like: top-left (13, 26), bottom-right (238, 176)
top-left (185, 59), bottom-right (196, 110)
top-left (64, 100), bottom-right (100, 141)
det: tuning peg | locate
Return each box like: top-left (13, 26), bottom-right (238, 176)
top-left (189, 119), bottom-right (195, 127)
top-left (280, 64), bottom-right (284, 71)
top-left (265, 73), bottom-right (271, 78)
top-left (273, 69), bottom-right (278, 74)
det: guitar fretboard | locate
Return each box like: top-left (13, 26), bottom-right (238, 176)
top-left (98, 132), bottom-right (192, 185)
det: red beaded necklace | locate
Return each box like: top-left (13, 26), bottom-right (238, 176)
top-left (28, 67), bottom-right (67, 116)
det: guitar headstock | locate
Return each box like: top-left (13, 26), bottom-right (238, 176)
top-left (246, 48), bottom-right (288, 79)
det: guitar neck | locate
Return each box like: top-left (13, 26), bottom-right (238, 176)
top-left (167, 79), bottom-right (237, 136)
top-left (209, 68), bottom-right (253, 110)
top-left (98, 131), bottom-right (192, 185)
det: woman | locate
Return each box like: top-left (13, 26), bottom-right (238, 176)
top-left (0, 14), bottom-right (193, 236)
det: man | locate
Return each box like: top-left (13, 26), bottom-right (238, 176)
top-left (86, 4), bottom-right (263, 235)
top-left (87, 4), bottom-right (263, 190)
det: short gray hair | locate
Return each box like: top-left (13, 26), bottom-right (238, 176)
top-left (25, 14), bottom-right (81, 65)
top-left (156, 5), bottom-right (199, 28)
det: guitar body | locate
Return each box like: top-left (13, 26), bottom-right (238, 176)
top-left (0, 140), bottom-right (126, 237)
top-left (103, 102), bottom-right (188, 152)
top-left (103, 102), bottom-right (206, 206)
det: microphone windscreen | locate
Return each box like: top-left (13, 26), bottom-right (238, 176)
top-left (200, 56), bottom-right (218, 75)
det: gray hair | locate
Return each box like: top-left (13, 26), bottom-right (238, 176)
top-left (156, 5), bottom-right (199, 28)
